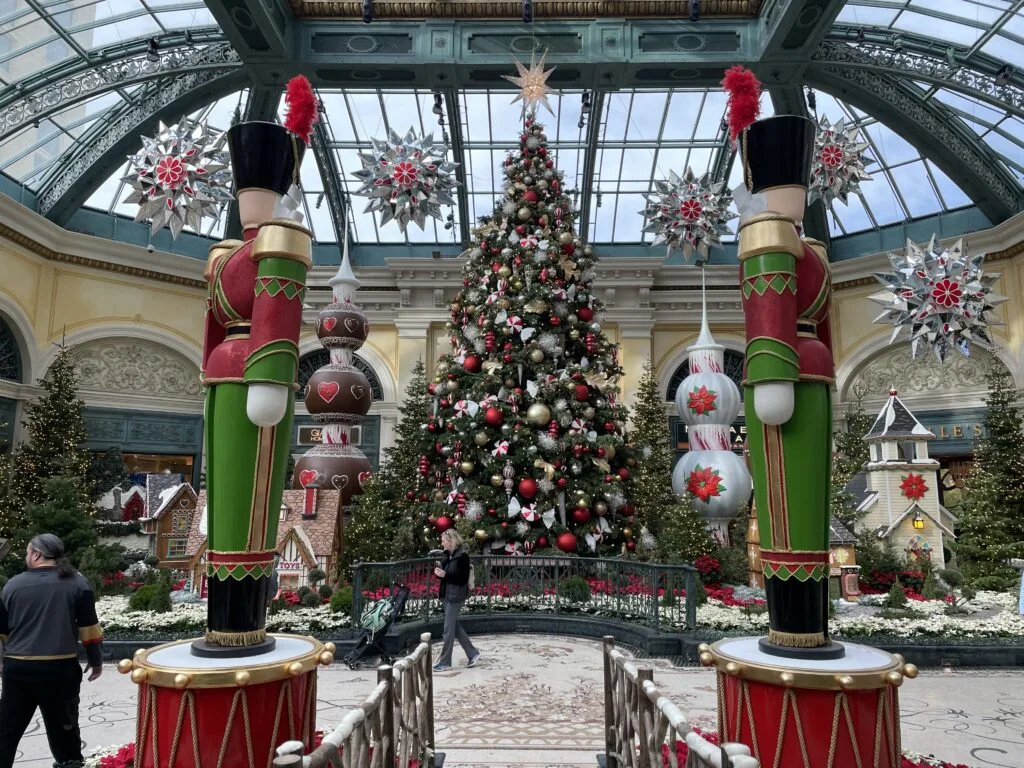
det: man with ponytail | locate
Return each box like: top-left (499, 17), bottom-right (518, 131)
top-left (0, 533), bottom-right (103, 768)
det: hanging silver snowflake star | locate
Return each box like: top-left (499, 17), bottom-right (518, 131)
top-left (640, 168), bottom-right (736, 264)
top-left (121, 119), bottom-right (232, 240)
top-left (808, 116), bottom-right (872, 210)
top-left (502, 52), bottom-right (556, 116)
top-left (351, 128), bottom-right (460, 234)
top-left (869, 236), bottom-right (1007, 362)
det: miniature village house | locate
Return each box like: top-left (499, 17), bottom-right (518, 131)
top-left (847, 390), bottom-right (956, 567)
top-left (139, 474), bottom-right (197, 568)
top-left (184, 489), bottom-right (344, 595)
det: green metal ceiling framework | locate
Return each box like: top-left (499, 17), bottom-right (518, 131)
top-left (1, 0), bottom-right (1022, 260)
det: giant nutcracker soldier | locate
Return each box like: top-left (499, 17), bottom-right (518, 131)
top-left (118, 77), bottom-right (335, 768)
top-left (699, 67), bottom-right (918, 768)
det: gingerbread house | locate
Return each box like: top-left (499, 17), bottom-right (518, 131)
top-left (139, 479), bottom-right (198, 568)
top-left (184, 489), bottom-right (344, 596)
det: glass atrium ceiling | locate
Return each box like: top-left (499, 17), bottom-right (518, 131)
top-left (1, 0), bottom-right (1022, 251)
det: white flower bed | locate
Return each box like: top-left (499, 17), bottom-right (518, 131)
top-left (96, 590), bottom-right (1023, 641)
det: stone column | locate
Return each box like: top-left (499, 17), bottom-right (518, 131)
top-left (394, 317), bottom-right (431, 401)
top-left (615, 317), bottom-right (654, 423)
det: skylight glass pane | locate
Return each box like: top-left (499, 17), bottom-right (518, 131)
top-left (829, 190), bottom-right (874, 236)
top-left (84, 160), bottom-right (130, 214)
top-left (859, 170), bottom-right (905, 225)
top-left (926, 161), bottom-right (972, 209)
top-left (864, 122), bottom-right (918, 166)
top-left (933, 90), bottom-right (1005, 125)
top-left (982, 35), bottom-right (1024, 64)
top-left (305, 194), bottom-right (335, 242)
top-left (835, 5), bottom-right (899, 26)
top-left (889, 161), bottom-right (941, 217)
top-left (661, 91), bottom-right (703, 140)
top-left (625, 92), bottom-right (667, 141)
top-left (613, 193), bottom-right (645, 241)
top-left (893, 13), bottom-right (985, 46)
top-left (694, 91), bottom-right (727, 140)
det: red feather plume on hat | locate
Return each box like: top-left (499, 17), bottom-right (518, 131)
top-left (721, 66), bottom-right (762, 143)
top-left (284, 75), bottom-right (318, 145)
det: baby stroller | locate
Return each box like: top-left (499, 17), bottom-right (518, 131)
top-left (343, 583), bottom-right (411, 669)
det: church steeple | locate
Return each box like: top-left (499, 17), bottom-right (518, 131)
top-left (864, 389), bottom-right (935, 464)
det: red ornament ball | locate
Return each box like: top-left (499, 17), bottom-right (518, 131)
top-left (625, 540), bottom-right (636, 552)
top-left (574, 384), bottom-right (590, 401)
top-left (557, 477), bottom-right (567, 488)
top-left (491, 262), bottom-right (501, 272)
top-left (484, 407), bottom-right (504, 427)
top-left (562, 242), bottom-right (575, 256)
top-left (538, 147), bottom-right (547, 157)
top-left (516, 225), bottom-right (526, 235)
top-left (501, 521), bottom-right (509, 530)
top-left (537, 535), bottom-right (549, 549)
top-left (604, 421), bottom-right (617, 433)
top-left (577, 307), bottom-right (594, 322)
top-left (555, 531), bottom-right (578, 553)
top-left (617, 467), bottom-right (630, 481)
top-left (518, 478), bottom-right (538, 499)
top-left (435, 515), bottom-right (454, 533)
top-left (570, 507), bottom-right (591, 525)
top-left (549, 315), bottom-right (562, 327)
top-left (523, 190), bottom-right (539, 203)
top-left (503, 354), bottom-right (513, 363)
top-left (405, 491), bottom-right (415, 500)
top-left (596, 447), bottom-right (606, 458)
top-left (487, 507), bottom-right (497, 516)
top-left (463, 355), bottom-right (482, 373)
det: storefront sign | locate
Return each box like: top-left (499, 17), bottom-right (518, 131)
top-left (917, 408), bottom-right (989, 456)
top-left (278, 560), bottom-right (304, 571)
top-left (672, 418), bottom-right (746, 452)
top-left (297, 426), bottom-right (323, 445)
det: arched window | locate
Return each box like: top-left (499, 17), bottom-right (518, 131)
top-left (296, 350), bottom-right (384, 402)
top-left (0, 317), bottom-right (23, 383)
top-left (666, 349), bottom-right (745, 403)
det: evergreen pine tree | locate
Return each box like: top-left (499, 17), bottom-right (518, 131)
top-left (8, 476), bottom-right (98, 576)
top-left (87, 447), bottom-right (131, 499)
top-left (344, 359), bottom-right (430, 561)
top-left (413, 111), bottom-right (632, 556)
top-left (655, 496), bottom-right (714, 564)
top-left (0, 346), bottom-right (92, 539)
top-left (954, 367), bottom-right (1024, 590)
top-left (830, 398), bottom-right (873, 529)
top-left (627, 361), bottom-right (676, 538)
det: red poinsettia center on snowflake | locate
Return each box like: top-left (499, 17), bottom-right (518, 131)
top-left (931, 278), bottom-right (963, 308)
top-left (688, 464), bottom-right (725, 502)
top-left (155, 155), bottom-right (185, 188)
top-left (678, 198), bottom-right (703, 221)
top-left (820, 144), bottom-right (844, 168)
top-left (900, 472), bottom-right (928, 501)
top-left (392, 160), bottom-right (419, 188)
top-left (687, 385), bottom-right (718, 415)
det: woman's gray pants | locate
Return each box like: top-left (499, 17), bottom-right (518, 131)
top-left (439, 598), bottom-right (477, 665)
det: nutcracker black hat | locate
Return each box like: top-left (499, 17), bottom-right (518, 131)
top-left (722, 66), bottom-right (815, 194)
top-left (227, 75), bottom-right (317, 195)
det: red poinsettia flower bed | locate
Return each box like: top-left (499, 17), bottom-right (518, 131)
top-left (98, 743), bottom-right (134, 768)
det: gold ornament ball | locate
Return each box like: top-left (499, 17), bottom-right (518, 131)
top-left (604, 445), bottom-right (616, 461)
top-left (903, 664), bottom-right (919, 679)
top-left (130, 668), bottom-right (148, 684)
top-left (117, 659), bottom-right (133, 674)
top-left (319, 651), bottom-right (335, 666)
top-left (502, 326), bottom-right (513, 336)
top-left (498, 265), bottom-right (512, 278)
top-left (575, 496), bottom-right (590, 509)
top-left (434, 376), bottom-right (442, 384)
top-left (475, 529), bottom-right (489, 541)
top-left (699, 652), bottom-right (714, 667)
top-left (886, 671), bottom-right (903, 687)
top-left (583, 406), bottom-right (596, 420)
top-left (512, 278), bottom-right (523, 290)
top-left (526, 403), bottom-right (552, 426)
top-left (697, 643), bottom-right (711, 654)
top-left (626, 457), bottom-right (637, 467)
top-left (491, 474), bottom-right (503, 487)
top-left (837, 675), bottom-right (855, 690)
top-left (433, 489), bottom-right (445, 501)
top-left (474, 431), bottom-right (489, 446)
top-left (569, 329), bottom-right (580, 340)
top-left (529, 348), bottom-right (545, 363)
top-left (518, 207), bottom-right (532, 221)
top-left (450, 302), bottom-right (461, 313)
top-left (725, 662), bottom-right (741, 677)
top-left (446, 379), bottom-right (459, 392)
top-left (499, 298), bottom-right (512, 310)
top-left (287, 661), bottom-right (304, 677)
top-left (460, 460), bottom-right (475, 474)
top-left (234, 670), bottom-right (251, 687)
top-left (505, 377), bottom-right (517, 388)
top-left (779, 672), bottom-right (795, 688)
top-left (594, 500), bottom-right (608, 516)
top-left (324, 642), bottom-right (337, 654)
top-left (173, 673), bottom-right (191, 690)
top-left (622, 527), bottom-right (633, 539)
top-left (567, 313), bottom-right (578, 324)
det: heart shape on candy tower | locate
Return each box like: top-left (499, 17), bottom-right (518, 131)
top-left (331, 475), bottom-right (349, 490)
top-left (351, 385), bottom-right (367, 400)
top-left (344, 318), bottom-right (359, 333)
top-left (298, 469), bottom-right (320, 488)
top-left (357, 471), bottom-right (372, 487)
top-left (318, 381), bottom-right (340, 403)
top-left (322, 317), bottom-right (338, 332)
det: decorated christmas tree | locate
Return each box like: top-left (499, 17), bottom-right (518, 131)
top-left (829, 397), bottom-right (873, 529)
top-left (413, 86), bottom-right (633, 555)
top-left (627, 360), bottom-right (675, 539)
top-left (954, 367), bottom-right (1024, 590)
top-left (0, 346), bottom-right (92, 546)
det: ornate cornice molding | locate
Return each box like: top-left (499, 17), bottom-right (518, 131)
top-left (291, 0), bottom-right (760, 18)
top-left (0, 222), bottom-right (206, 290)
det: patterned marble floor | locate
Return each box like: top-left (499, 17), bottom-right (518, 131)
top-left (7, 635), bottom-right (1024, 768)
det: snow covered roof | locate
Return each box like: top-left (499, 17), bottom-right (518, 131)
top-left (864, 390), bottom-right (934, 442)
top-left (96, 484), bottom-right (145, 512)
top-left (829, 516), bottom-right (856, 546)
top-left (145, 473), bottom-right (184, 517)
top-left (879, 503), bottom-right (956, 539)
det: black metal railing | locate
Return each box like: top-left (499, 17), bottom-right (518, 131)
top-left (351, 556), bottom-right (699, 633)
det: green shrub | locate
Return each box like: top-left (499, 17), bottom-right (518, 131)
top-left (884, 581), bottom-right (908, 609)
top-left (297, 585), bottom-right (312, 600)
top-left (922, 570), bottom-right (947, 600)
top-left (268, 597), bottom-right (286, 615)
top-left (149, 570), bottom-right (172, 613)
top-left (318, 584), bottom-right (334, 600)
top-left (692, 578), bottom-right (707, 607)
top-left (879, 607), bottom-right (923, 620)
top-left (307, 567), bottom-right (326, 585)
top-left (718, 545), bottom-right (749, 586)
top-left (301, 591), bottom-right (322, 608)
top-left (557, 575), bottom-right (591, 603)
top-left (128, 584), bottom-right (158, 611)
top-left (330, 585), bottom-right (353, 614)
top-left (144, 554), bottom-right (159, 568)
top-left (938, 569), bottom-right (963, 589)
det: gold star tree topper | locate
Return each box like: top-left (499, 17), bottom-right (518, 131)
top-left (502, 52), bottom-right (556, 116)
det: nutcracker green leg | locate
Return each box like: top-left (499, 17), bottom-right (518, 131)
top-left (745, 381), bottom-right (832, 648)
top-left (203, 382), bottom-right (295, 648)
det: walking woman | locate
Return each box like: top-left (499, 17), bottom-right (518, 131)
top-left (0, 534), bottom-right (104, 768)
top-left (432, 529), bottom-right (480, 671)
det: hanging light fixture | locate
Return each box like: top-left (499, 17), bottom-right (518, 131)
top-left (146, 38), bottom-right (160, 63)
top-left (432, 92), bottom-right (444, 116)
top-left (912, 511), bottom-right (925, 530)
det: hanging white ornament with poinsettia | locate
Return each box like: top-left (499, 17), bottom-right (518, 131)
top-left (807, 115), bottom-right (872, 212)
top-left (671, 270), bottom-right (751, 544)
top-left (121, 118), bottom-right (233, 239)
top-left (641, 167), bottom-right (736, 265)
top-left (868, 235), bottom-right (1007, 363)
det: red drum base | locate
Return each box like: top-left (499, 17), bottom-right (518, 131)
top-left (119, 635), bottom-right (335, 768)
top-left (700, 637), bottom-right (918, 768)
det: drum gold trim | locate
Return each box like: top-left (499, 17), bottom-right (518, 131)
top-left (120, 634), bottom-right (332, 689)
top-left (698, 641), bottom-right (918, 691)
